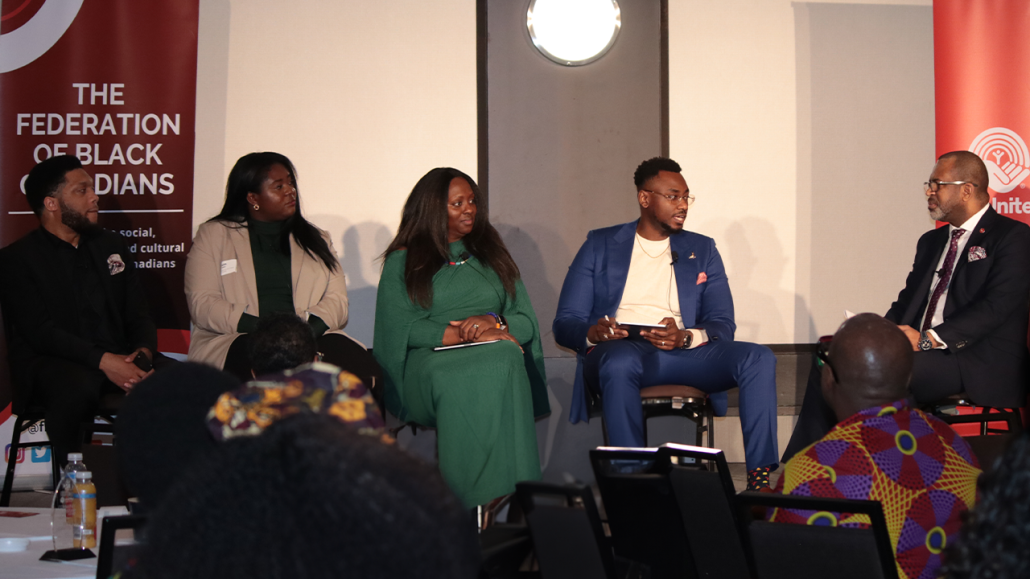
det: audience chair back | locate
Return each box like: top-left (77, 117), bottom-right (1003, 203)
top-left (590, 445), bottom-right (749, 579)
top-left (735, 493), bottom-right (899, 579)
top-left (516, 481), bottom-right (619, 579)
top-left (661, 443), bottom-right (750, 578)
top-left (96, 514), bottom-right (147, 579)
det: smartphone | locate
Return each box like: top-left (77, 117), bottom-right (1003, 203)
top-left (131, 351), bottom-right (153, 372)
top-left (617, 323), bottom-right (667, 340)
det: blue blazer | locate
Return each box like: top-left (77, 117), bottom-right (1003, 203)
top-left (553, 220), bottom-right (736, 423)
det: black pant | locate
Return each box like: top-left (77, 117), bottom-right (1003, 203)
top-left (29, 353), bottom-right (175, 469)
top-left (781, 348), bottom-right (963, 463)
top-left (223, 332), bottom-right (382, 391)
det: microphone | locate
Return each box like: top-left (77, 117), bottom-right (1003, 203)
top-left (671, 251), bottom-right (679, 265)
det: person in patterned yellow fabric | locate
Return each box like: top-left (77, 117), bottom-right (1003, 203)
top-left (769, 313), bottom-right (980, 579)
top-left (207, 361), bottom-right (389, 444)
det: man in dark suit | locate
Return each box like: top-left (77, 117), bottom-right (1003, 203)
top-left (0, 155), bottom-right (169, 466)
top-left (553, 157), bottom-right (779, 489)
top-left (783, 150), bottom-right (1030, 461)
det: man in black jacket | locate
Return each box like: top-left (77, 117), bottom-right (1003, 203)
top-left (783, 150), bottom-right (1030, 461)
top-left (0, 155), bottom-right (170, 465)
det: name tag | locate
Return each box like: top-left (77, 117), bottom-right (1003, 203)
top-left (221, 259), bottom-right (237, 276)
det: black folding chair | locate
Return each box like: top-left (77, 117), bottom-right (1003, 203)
top-left (736, 493), bottom-right (899, 579)
top-left (96, 513), bottom-right (147, 579)
top-left (590, 444), bottom-right (750, 579)
top-left (516, 481), bottom-right (642, 579)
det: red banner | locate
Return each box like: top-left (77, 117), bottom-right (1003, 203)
top-left (935, 0), bottom-right (1030, 222)
top-left (0, 0), bottom-right (198, 347)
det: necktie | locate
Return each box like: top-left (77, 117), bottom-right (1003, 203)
top-left (921, 228), bottom-right (965, 333)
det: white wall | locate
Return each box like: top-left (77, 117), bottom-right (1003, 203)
top-left (669, 0), bottom-right (933, 344)
top-left (193, 0), bottom-right (477, 344)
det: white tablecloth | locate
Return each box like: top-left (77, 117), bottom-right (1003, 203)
top-left (0, 507), bottom-right (97, 579)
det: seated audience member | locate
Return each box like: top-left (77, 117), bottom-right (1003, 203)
top-left (941, 431), bottom-right (1030, 579)
top-left (784, 151), bottom-right (1030, 462)
top-left (552, 156), bottom-right (778, 489)
top-left (184, 152), bottom-right (381, 388)
top-left (116, 363), bottom-right (240, 511)
top-left (770, 313), bottom-right (981, 579)
top-left (373, 168), bottom-right (549, 509)
top-left (0, 155), bottom-right (172, 467)
top-left (135, 414), bottom-right (480, 579)
top-left (208, 362), bottom-right (386, 442)
top-left (247, 312), bottom-right (320, 377)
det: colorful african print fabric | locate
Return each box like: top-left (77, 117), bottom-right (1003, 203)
top-left (769, 399), bottom-right (980, 579)
top-left (207, 362), bottom-right (390, 443)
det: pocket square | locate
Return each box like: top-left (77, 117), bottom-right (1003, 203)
top-left (967, 246), bottom-right (987, 262)
top-left (107, 253), bottom-right (125, 275)
top-left (696, 272), bottom-right (707, 285)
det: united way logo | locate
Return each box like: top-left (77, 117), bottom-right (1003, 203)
top-left (969, 127), bottom-right (1030, 194)
top-left (0, 0), bottom-right (83, 73)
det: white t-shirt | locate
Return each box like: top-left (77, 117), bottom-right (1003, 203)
top-left (615, 234), bottom-right (683, 328)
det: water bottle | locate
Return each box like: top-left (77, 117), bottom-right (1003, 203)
top-left (71, 471), bottom-right (97, 549)
top-left (61, 453), bottom-right (88, 524)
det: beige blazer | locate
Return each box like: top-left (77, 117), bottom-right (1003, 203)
top-left (184, 220), bottom-right (349, 368)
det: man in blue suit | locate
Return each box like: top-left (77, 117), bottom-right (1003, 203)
top-left (553, 157), bottom-right (779, 489)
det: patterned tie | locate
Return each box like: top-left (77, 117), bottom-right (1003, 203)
top-left (921, 228), bottom-right (965, 333)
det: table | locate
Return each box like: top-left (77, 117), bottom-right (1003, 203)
top-left (0, 506), bottom-right (128, 579)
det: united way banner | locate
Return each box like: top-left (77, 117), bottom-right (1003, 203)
top-left (0, 0), bottom-right (198, 484)
top-left (934, 0), bottom-right (1030, 222)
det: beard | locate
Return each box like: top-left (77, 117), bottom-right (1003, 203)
top-left (59, 200), bottom-right (102, 236)
top-left (927, 194), bottom-right (958, 222)
top-left (658, 222), bottom-right (684, 236)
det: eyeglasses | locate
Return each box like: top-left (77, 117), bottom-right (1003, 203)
top-left (643, 189), bottom-right (695, 206)
top-left (923, 179), bottom-right (978, 193)
top-left (814, 338), bottom-right (838, 383)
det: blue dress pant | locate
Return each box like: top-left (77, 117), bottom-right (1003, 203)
top-left (583, 339), bottom-right (779, 470)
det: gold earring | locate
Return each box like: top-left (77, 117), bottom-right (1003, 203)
top-left (253, 204), bottom-right (259, 210)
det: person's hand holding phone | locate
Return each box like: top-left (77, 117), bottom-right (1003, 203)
top-left (640, 317), bottom-right (686, 351)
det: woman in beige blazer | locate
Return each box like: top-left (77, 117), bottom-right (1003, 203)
top-left (185, 152), bottom-right (380, 386)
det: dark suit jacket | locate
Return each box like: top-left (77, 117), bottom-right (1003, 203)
top-left (553, 220), bottom-right (736, 423)
top-left (0, 227), bottom-right (156, 407)
top-left (885, 207), bottom-right (1030, 407)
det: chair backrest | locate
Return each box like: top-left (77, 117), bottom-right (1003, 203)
top-left (735, 493), bottom-right (899, 579)
top-left (590, 444), bottom-right (752, 579)
top-left (516, 481), bottom-right (618, 579)
top-left (660, 444), bottom-right (751, 579)
top-left (96, 513), bottom-right (147, 579)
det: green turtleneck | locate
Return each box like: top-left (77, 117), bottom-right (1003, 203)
top-left (236, 220), bottom-right (330, 336)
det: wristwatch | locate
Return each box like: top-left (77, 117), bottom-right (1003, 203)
top-left (918, 332), bottom-right (933, 351)
top-left (680, 331), bottom-right (693, 350)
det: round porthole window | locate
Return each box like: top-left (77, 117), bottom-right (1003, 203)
top-left (526, 0), bottom-right (621, 66)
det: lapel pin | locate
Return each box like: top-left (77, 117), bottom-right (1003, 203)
top-left (689, 252), bottom-right (696, 259)
top-left (979, 228), bottom-right (985, 233)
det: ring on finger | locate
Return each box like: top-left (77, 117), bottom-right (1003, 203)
top-left (661, 341), bottom-right (665, 346)
top-left (473, 324), bottom-right (479, 329)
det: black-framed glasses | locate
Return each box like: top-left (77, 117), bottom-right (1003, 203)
top-left (815, 337), bottom-right (838, 383)
top-left (923, 179), bottom-right (978, 193)
top-left (643, 189), bottom-right (695, 206)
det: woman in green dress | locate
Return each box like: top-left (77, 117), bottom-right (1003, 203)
top-left (373, 167), bottom-right (550, 509)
